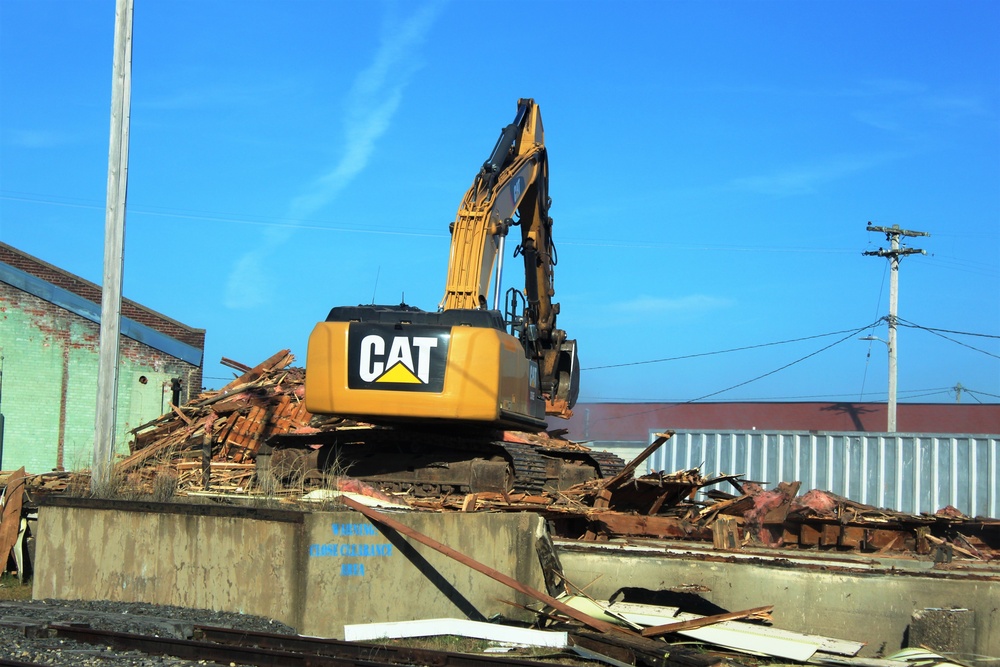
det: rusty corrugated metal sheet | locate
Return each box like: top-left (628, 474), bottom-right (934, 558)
top-left (566, 402), bottom-right (1000, 443)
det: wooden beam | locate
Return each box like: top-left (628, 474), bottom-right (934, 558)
top-left (220, 357), bottom-right (252, 373)
top-left (216, 349), bottom-right (292, 394)
top-left (169, 403), bottom-right (193, 426)
top-left (594, 431), bottom-right (674, 508)
top-left (587, 511), bottom-right (706, 539)
top-left (641, 605), bottom-right (774, 638)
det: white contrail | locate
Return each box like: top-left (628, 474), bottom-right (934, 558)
top-left (224, 2), bottom-right (443, 309)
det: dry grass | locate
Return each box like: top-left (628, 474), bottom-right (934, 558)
top-left (0, 574), bottom-right (31, 601)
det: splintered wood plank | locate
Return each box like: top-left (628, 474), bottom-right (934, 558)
top-left (0, 468), bottom-right (27, 570)
top-left (594, 432), bottom-right (675, 507)
top-left (712, 515), bottom-right (741, 550)
top-left (216, 349), bottom-right (292, 394)
top-left (461, 494), bottom-right (478, 512)
top-left (291, 402), bottom-right (312, 425)
top-left (588, 511), bottom-right (707, 539)
top-left (266, 395), bottom-right (294, 436)
top-left (117, 424), bottom-right (201, 472)
top-left (169, 403), bottom-right (194, 426)
top-left (641, 605), bottom-right (774, 638)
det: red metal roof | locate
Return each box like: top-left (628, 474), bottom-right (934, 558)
top-left (562, 402), bottom-right (1000, 442)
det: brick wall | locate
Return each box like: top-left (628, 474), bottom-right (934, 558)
top-left (0, 281), bottom-right (201, 473)
top-left (0, 242), bottom-right (205, 349)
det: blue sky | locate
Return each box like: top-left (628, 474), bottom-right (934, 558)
top-left (1, 0), bottom-right (998, 405)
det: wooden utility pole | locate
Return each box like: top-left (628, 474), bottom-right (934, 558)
top-left (93, 0), bottom-right (134, 490)
top-left (863, 222), bottom-right (928, 432)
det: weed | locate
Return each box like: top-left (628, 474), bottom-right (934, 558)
top-left (0, 574), bottom-right (31, 602)
top-left (150, 466), bottom-right (178, 502)
top-left (85, 468), bottom-right (147, 501)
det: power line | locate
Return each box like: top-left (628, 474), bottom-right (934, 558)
top-left (685, 324), bottom-right (878, 403)
top-left (895, 319), bottom-right (1000, 340)
top-left (0, 191), bottom-right (447, 239)
top-left (859, 261), bottom-right (889, 400)
top-left (897, 317), bottom-right (1000, 359)
top-left (965, 388), bottom-right (999, 401)
top-left (582, 386), bottom-right (963, 403)
top-left (0, 190), bottom-right (870, 255)
top-left (583, 322), bottom-right (880, 371)
top-left (585, 322), bottom-right (877, 423)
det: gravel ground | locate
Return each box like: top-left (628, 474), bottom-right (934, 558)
top-left (0, 598), bottom-right (296, 666)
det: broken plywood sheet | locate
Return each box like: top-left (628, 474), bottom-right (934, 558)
top-left (565, 597), bottom-right (864, 662)
top-left (609, 601), bottom-right (864, 657)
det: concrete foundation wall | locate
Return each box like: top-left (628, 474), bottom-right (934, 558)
top-left (557, 542), bottom-right (1000, 657)
top-left (34, 500), bottom-right (547, 638)
top-left (34, 504), bottom-right (303, 625)
top-left (300, 510), bottom-right (544, 637)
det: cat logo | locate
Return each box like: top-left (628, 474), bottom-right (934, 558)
top-left (510, 175), bottom-right (524, 206)
top-left (347, 324), bottom-right (449, 392)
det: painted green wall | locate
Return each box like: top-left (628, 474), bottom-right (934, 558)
top-left (0, 284), bottom-right (200, 473)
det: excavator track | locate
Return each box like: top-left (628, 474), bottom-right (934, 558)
top-left (583, 449), bottom-right (629, 479)
top-left (498, 440), bottom-right (549, 495)
top-left (265, 426), bottom-right (625, 497)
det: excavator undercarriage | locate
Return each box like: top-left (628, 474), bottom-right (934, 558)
top-left (263, 425), bottom-right (626, 497)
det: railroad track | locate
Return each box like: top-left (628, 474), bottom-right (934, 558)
top-left (2, 620), bottom-right (583, 667)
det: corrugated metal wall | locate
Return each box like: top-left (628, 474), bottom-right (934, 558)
top-left (647, 430), bottom-right (1000, 519)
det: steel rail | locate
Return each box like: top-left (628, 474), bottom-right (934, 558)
top-left (41, 623), bottom-right (573, 667)
top-left (193, 624), bottom-right (565, 667)
top-left (43, 623), bottom-right (381, 667)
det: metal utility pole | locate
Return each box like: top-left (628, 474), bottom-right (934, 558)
top-left (93, 0), bottom-right (134, 491)
top-left (863, 222), bottom-right (928, 432)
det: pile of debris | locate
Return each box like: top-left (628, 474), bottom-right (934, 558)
top-left (118, 350), bottom-right (1000, 560)
top-left (7, 349), bottom-right (997, 563)
top-left (116, 350), bottom-right (323, 495)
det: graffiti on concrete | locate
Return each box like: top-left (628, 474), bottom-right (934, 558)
top-left (309, 521), bottom-right (393, 577)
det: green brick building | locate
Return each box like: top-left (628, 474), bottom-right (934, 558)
top-left (0, 242), bottom-right (205, 474)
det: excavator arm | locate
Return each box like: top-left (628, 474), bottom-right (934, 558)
top-left (300, 99), bottom-right (621, 494)
top-left (307, 98), bottom-right (577, 431)
top-left (440, 98), bottom-right (578, 414)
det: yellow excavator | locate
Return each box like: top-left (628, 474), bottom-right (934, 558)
top-left (302, 99), bottom-right (619, 495)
